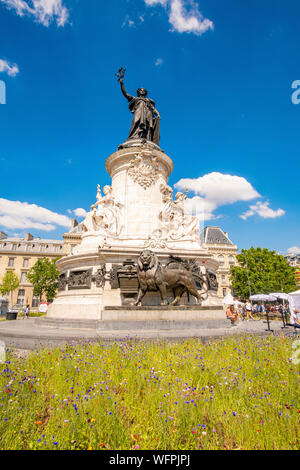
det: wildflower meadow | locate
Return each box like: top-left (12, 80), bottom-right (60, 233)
top-left (0, 335), bottom-right (299, 450)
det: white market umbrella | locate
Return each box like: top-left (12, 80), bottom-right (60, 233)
top-left (270, 293), bottom-right (290, 301)
top-left (250, 294), bottom-right (277, 302)
top-left (250, 295), bottom-right (265, 302)
top-left (263, 295), bottom-right (278, 302)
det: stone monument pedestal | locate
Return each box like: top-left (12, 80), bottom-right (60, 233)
top-left (48, 142), bottom-right (222, 324)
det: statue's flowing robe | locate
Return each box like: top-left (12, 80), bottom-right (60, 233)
top-left (127, 96), bottom-right (160, 145)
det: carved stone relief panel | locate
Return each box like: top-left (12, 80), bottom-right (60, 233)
top-left (68, 270), bottom-right (92, 290)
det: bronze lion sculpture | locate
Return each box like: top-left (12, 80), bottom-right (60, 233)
top-left (134, 250), bottom-right (206, 306)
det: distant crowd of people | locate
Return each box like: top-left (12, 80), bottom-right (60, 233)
top-left (226, 299), bottom-right (293, 326)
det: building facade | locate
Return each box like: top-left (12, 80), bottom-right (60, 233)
top-left (200, 226), bottom-right (238, 298)
top-left (0, 232), bottom-right (68, 309)
top-left (0, 220), bottom-right (85, 309)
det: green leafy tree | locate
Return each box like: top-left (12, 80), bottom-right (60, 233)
top-left (230, 247), bottom-right (297, 300)
top-left (27, 258), bottom-right (60, 302)
top-left (0, 271), bottom-right (20, 307)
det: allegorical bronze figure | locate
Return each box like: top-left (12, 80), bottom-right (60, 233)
top-left (116, 68), bottom-right (160, 145)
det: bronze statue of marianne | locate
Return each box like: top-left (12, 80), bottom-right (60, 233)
top-left (116, 68), bottom-right (160, 146)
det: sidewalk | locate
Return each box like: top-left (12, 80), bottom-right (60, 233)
top-left (0, 317), bottom-right (289, 350)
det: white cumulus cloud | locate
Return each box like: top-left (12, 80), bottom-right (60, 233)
top-left (145, 0), bottom-right (167, 5)
top-left (73, 208), bottom-right (88, 218)
top-left (0, 198), bottom-right (72, 232)
top-left (0, 58), bottom-right (19, 76)
top-left (175, 172), bottom-right (261, 220)
top-left (240, 201), bottom-right (285, 220)
top-left (145, 0), bottom-right (213, 35)
top-left (154, 57), bottom-right (163, 67)
top-left (287, 246), bottom-right (300, 254)
top-left (0, 0), bottom-right (69, 27)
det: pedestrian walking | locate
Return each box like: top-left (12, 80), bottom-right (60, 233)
top-left (23, 304), bottom-right (30, 319)
top-left (245, 300), bottom-right (252, 321)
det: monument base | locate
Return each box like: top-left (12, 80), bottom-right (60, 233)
top-left (40, 305), bottom-right (227, 331)
top-left (47, 247), bottom-right (222, 321)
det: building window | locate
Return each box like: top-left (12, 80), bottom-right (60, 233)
top-left (23, 259), bottom-right (29, 268)
top-left (26, 245), bottom-right (31, 252)
top-left (21, 272), bottom-right (27, 284)
top-left (229, 255), bottom-right (235, 266)
top-left (221, 275), bottom-right (226, 284)
top-left (40, 245), bottom-right (45, 253)
top-left (222, 288), bottom-right (227, 297)
top-left (17, 289), bottom-right (25, 306)
top-left (8, 258), bottom-right (14, 267)
top-left (55, 246), bottom-right (59, 253)
top-left (218, 255), bottom-right (225, 267)
top-left (12, 244), bottom-right (17, 251)
top-left (32, 296), bottom-right (39, 308)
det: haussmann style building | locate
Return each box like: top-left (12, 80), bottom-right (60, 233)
top-left (200, 226), bottom-right (238, 298)
top-left (0, 220), bottom-right (86, 310)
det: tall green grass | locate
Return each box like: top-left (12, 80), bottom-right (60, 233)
top-left (0, 335), bottom-right (299, 450)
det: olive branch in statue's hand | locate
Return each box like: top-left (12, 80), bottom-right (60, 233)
top-left (116, 67), bottom-right (126, 82)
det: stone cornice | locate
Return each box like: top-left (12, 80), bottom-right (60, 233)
top-left (0, 250), bottom-right (60, 257)
top-left (105, 146), bottom-right (174, 179)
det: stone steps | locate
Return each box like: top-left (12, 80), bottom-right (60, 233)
top-left (97, 320), bottom-right (229, 330)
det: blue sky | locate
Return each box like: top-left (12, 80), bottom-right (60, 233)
top-left (0, 0), bottom-right (299, 254)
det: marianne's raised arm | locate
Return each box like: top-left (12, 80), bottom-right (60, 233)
top-left (119, 78), bottom-right (133, 102)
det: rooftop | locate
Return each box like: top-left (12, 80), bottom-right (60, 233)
top-left (200, 226), bottom-right (235, 246)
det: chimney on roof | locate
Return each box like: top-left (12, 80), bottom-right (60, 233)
top-left (25, 233), bottom-right (34, 241)
top-left (71, 219), bottom-right (79, 229)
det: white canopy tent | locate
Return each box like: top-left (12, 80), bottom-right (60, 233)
top-left (288, 290), bottom-right (300, 322)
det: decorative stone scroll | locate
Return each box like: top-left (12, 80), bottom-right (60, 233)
top-left (128, 152), bottom-right (159, 189)
top-left (144, 230), bottom-right (168, 249)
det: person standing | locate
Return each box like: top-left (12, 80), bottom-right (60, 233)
top-left (23, 304), bottom-right (30, 319)
top-left (245, 300), bottom-right (252, 321)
